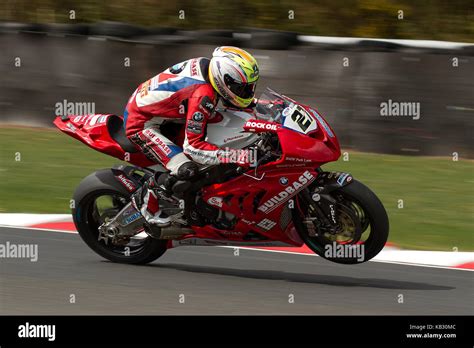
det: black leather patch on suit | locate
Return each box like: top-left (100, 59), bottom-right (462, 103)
top-left (169, 61), bottom-right (188, 74)
top-left (199, 96), bottom-right (215, 114)
top-left (187, 120), bottom-right (203, 134)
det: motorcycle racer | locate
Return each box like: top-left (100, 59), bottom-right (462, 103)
top-left (123, 46), bottom-right (260, 224)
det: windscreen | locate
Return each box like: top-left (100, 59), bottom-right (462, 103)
top-left (255, 88), bottom-right (320, 135)
top-left (255, 88), bottom-right (290, 123)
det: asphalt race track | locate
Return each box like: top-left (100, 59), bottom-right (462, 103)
top-left (0, 226), bottom-right (472, 315)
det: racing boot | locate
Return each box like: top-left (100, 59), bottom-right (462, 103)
top-left (131, 162), bottom-right (199, 226)
top-left (170, 161), bottom-right (199, 193)
top-left (131, 172), bottom-right (172, 226)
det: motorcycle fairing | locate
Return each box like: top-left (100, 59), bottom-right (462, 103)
top-left (53, 114), bottom-right (154, 167)
top-left (199, 167), bottom-right (319, 246)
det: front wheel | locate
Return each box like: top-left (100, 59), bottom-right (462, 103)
top-left (294, 179), bottom-right (389, 264)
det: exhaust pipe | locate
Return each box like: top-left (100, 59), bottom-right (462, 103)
top-left (144, 224), bottom-right (193, 240)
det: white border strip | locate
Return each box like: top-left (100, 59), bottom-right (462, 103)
top-left (297, 35), bottom-right (473, 49)
top-left (0, 225), bottom-right (77, 233)
top-left (0, 213), bottom-right (71, 226)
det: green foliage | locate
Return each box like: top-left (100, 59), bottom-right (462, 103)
top-left (1, 0), bottom-right (473, 42)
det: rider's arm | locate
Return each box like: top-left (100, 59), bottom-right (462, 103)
top-left (183, 85), bottom-right (250, 166)
top-left (182, 85), bottom-right (222, 165)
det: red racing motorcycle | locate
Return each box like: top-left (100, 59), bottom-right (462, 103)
top-left (54, 88), bottom-right (389, 265)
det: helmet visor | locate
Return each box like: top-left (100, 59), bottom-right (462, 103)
top-left (224, 74), bottom-right (256, 100)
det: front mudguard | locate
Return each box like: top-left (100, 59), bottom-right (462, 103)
top-left (312, 171), bottom-right (354, 194)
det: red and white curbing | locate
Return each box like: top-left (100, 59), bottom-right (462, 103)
top-left (1, 213), bottom-right (472, 270)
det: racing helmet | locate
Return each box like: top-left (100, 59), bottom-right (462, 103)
top-left (209, 46), bottom-right (259, 108)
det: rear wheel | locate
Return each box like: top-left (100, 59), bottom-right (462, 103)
top-left (72, 170), bottom-right (168, 264)
top-left (294, 180), bottom-right (389, 264)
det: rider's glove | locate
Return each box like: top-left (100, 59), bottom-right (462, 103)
top-left (176, 162), bottom-right (199, 180)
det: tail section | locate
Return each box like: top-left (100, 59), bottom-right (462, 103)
top-left (53, 114), bottom-right (154, 167)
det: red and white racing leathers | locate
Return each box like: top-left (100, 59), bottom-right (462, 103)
top-left (124, 57), bottom-right (244, 221)
top-left (124, 57), bottom-right (227, 175)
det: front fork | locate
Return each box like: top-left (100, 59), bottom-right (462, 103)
top-left (299, 188), bottom-right (339, 235)
top-left (298, 169), bottom-right (354, 235)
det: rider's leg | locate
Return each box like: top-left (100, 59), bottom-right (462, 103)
top-left (128, 126), bottom-right (197, 224)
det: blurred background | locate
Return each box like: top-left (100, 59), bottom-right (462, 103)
top-left (0, 0), bottom-right (472, 250)
top-left (2, 0), bottom-right (474, 41)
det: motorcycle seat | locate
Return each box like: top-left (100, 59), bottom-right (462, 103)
top-left (107, 115), bottom-right (138, 153)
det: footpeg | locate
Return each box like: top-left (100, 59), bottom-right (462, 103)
top-left (172, 180), bottom-right (192, 194)
top-left (148, 215), bottom-right (172, 227)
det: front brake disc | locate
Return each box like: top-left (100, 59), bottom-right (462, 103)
top-left (322, 203), bottom-right (362, 244)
